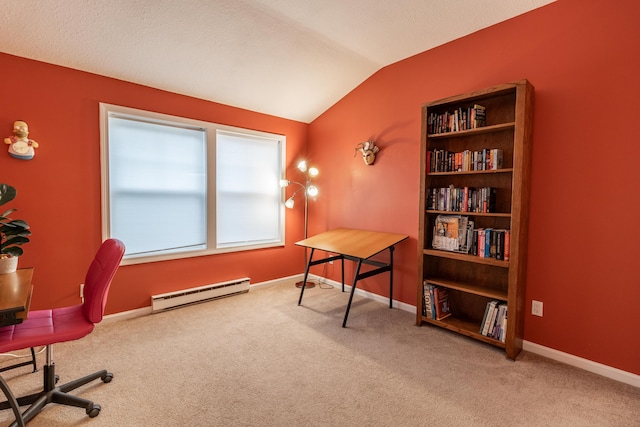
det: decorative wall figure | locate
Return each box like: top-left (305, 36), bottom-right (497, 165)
top-left (4, 120), bottom-right (39, 160)
top-left (354, 140), bottom-right (379, 165)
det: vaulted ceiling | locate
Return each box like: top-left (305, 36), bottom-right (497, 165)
top-left (0, 0), bottom-right (554, 123)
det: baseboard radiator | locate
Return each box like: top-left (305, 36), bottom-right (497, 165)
top-left (151, 277), bottom-right (250, 313)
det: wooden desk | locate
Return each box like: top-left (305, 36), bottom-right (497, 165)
top-left (296, 228), bottom-right (408, 327)
top-left (0, 268), bottom-right (34, 328)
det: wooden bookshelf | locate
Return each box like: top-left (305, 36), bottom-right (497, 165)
top-left (417, 80), bottom-right (533, 360)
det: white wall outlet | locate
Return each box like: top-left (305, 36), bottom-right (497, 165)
top-left (80, 283), bottom-right (85, 299)
top-left (532, 300), bottom-right (543, 317)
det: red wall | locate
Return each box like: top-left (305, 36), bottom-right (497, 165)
top-left (0, 54), bottom-right (309, 315)
top-left (308, 0), bottom-right (640, 375)
top-left (2, 0), bottom-right (639, 376)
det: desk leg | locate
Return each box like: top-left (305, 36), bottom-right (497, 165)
top-left (298, 248), bottom-right (315, 306)
top-left (389, 246), bottom-right (395, 309)
top-left (343, 259), bottom-right (363, 328)
top-left (341, 255), bottom-right (345, 292)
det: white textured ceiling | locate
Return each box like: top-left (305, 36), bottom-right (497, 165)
top-left (0, 0), bottom-right (554, 123)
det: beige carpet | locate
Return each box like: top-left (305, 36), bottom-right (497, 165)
top-left (1, 281), bottom-right (639, 426)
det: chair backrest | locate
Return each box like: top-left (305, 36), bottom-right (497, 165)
top-left (82, 239), bottom-right (125, 324)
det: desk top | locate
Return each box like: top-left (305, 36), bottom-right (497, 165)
top-left (0, 268), bottom-right (34, 323)
top-left (295, 228), bottom-right (408, 260)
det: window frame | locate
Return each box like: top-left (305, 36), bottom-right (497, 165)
top-left (100, 103), bottom-right (286, 265)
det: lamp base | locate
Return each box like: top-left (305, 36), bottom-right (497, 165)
top-left (295, 281), bottom-right (316, 289)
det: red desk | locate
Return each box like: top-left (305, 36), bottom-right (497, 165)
top-left (295, 228), bottom-right (408, 327)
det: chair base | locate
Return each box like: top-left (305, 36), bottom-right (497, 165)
top-left (0, 361), bottom-right (112, 426)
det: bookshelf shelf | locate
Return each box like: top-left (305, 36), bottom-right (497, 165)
top-left (423, 249), bottom-right (509, 267)
top-left (419, 316), bottom-right (507, 348)
top-left (427, 168), bottom-right (513, 176)
top-left (423, 277), bottom-right (508, 300)
top-left (427, 121), bottom-right (516, 139)
top-left (417, 80), bottom-right (533, 360)
top-left (426, 210), bottom-right (512, 218)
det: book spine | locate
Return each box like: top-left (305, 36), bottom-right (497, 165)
top-left (504, 230), bottom-right (511, 261)
top-left (484, 228), bottom-right (492, 258)
top-left (495, 230), bottom-right (504, 260)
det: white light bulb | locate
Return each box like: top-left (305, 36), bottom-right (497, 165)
top-left (308, 167), bottom-right (319, 177)
top-left (284, 197), bottom-right (295, 209)
top-left (307, 185), bottom-right (318, 197)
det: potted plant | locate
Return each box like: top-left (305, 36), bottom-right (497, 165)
top-left (0, 183), bottom-right (31, 274)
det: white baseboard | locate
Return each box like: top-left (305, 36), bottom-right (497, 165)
top-left (522, 341), bottom-right (640, 388)
top-left (103, 274), bottom-right (639, 388)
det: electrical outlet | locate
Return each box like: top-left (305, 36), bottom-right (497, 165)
top-left (80, 283), bottom-right (84, 299)
top-left (532, 300), bottom-right (543, 317)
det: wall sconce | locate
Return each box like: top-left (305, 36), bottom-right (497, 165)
top-left (281, 160), bottom-right (319, 288)
top-left (354, 140), bottom-right (379, 165)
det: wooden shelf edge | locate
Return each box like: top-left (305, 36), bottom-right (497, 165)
top-left (426, 210), bottom-right (511, 218)
top-left (427, 168), bottom-right (513, 176)
top-left (418, 316), bottom-right (506, 348)
top-left (423, 278), bottom-right (507, 301)
top-left (423, 249), bottom-right (509, 267)
top-left (427, 122), bottom-right (515, 139)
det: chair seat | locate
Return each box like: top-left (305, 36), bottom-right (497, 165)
top-left (0, 305), bottom-right (94, 354)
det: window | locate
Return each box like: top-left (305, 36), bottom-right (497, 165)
top-left (100, 104), bottom-right (285, 264)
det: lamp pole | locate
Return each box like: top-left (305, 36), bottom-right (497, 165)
top-left (283, 161), bottom-right (318, 288)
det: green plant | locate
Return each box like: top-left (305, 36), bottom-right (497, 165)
top-left (0, 183), bottom-right (31, 257)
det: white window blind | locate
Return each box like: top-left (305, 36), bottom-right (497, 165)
top-left (216, 130), bottom-right (282, 247)
top-left (101, 104), bottom-right (285, 264)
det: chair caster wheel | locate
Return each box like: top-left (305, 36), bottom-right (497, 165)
top-left (87, 404), bottom-right (101, 418)
top-left (101, 372), bottom-right (113, 383)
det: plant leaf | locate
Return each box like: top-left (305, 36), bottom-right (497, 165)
top-left (0, 184), bottom-right (17, 207)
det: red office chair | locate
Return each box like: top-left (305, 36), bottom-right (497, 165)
top-left (0, 238), bottom-right (125, 426)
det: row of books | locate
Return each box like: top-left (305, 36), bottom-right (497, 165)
top-left (427, 104), bottom-right (486, 134)
top-left (427, 186), bottom-right (497, 213)
top-left (431, 214), bottom-right (510, 260)
top-left (427, 148), bottom-right (503, 173)
top-left (480, 301), bottom-right (507, 342)
top-left (470, 228), bottom-right (510, 261)
top-left (422, 282), bottom-right (452, 320)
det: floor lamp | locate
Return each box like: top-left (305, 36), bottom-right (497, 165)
top-left (281, 160), bottom-right (318, 288)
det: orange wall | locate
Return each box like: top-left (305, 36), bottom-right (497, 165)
top-left (0, 53), bottom-right (309, 315)
top-left (308, 0), bottom-right (640, 375)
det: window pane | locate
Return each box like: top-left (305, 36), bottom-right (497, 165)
top-left (108, 116), bottom-right (207, 256)
top-left (216, 131), bottom-right (282, 247)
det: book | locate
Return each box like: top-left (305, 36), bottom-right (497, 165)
top-left (422, 281), bottom-right (435, 319)
top-left (472, 104), bottom-right (486, 128)
top-left (479, 302), bottom-right (492, 334)
top-left (490, 149), bottom-right (503, 170)
top-left (433, 215), bottom-right (459, 251)
top-left (504, 230), bottom-right (511, 261)
top-left (495, 229), bottom-right (504, 260)
top-left (433, 287), bottom-right (452, 320)
top-left (493, 304), bottom-right (508, 340)
top-left (484, 228), bottom-right (492, 258)
top-left (481, 301), bottom-right (498, 336)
